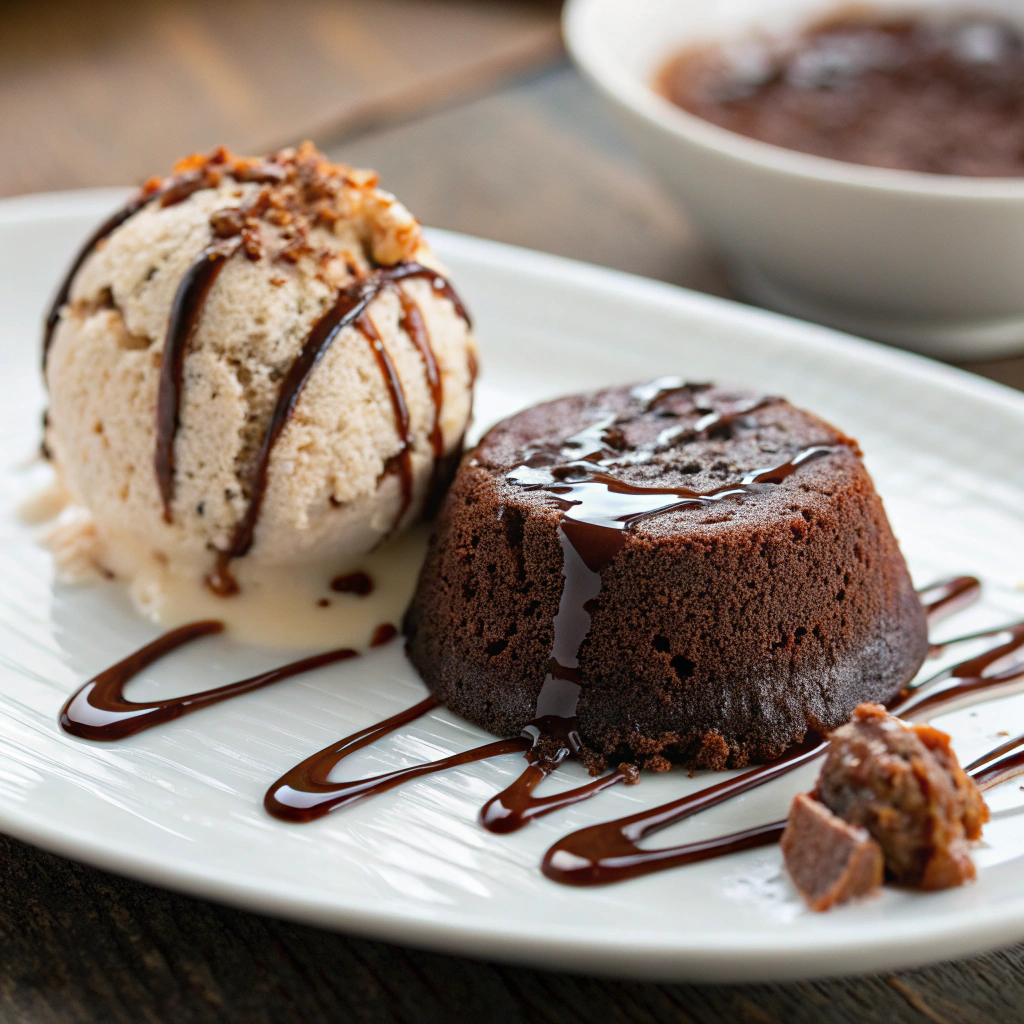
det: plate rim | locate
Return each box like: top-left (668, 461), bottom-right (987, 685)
top-left (4, 188), bottom-right (1024, 983)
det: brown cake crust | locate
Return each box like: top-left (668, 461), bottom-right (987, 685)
top-left (404, 383), bottom-right (929, 771)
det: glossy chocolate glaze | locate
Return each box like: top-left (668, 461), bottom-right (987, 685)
top-left (60, 621), bottom-right (357, 742)
top-left (503, 444), bottom-right (840, 769)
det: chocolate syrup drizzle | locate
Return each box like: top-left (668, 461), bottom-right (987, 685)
top-left (41, 166), bottom-right (240, 370)
top-left (542, 576), bottom-right (1024, 888)
top-left (60, 621), bottom-right (357, 742)
top-left (155, 239), bottom-right (241, 520)
top-left (502, 442), bottom-right (841, 767)
top-left (205, 262), bottom-right (469, 597)
top-left (357, 312), bottom-right (414, 524)
top-left (259, 437), bottom-right (843, 825)
top-left (398, 290), bottom-right (444, 463)
top-left (264, 696), bottom-right (529, 823)
top-left (57, 573), bottom-right (1024, 884)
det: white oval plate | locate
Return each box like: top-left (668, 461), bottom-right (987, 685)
top-left (2, 190), bottom-right (1024, 984)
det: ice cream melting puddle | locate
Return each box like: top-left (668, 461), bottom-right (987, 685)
top-left (133, 523), bottom-right (431, 651)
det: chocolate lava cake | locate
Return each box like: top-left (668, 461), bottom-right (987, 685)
top-left (404, 381), bottom-right (929, 772)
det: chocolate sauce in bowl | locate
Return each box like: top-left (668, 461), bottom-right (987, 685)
top-left (659, 13), bottom-right (1024, 177)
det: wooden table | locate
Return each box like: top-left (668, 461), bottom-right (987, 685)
top-left (5, 5), bottom-right (1024, 1021)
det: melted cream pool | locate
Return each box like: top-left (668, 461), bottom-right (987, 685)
top-left (131, 524), bottom-right (431, 650)
top-left (22, 468), bottom-right (432, 651)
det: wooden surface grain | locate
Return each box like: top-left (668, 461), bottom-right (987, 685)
top-left (0, 0), bottom-right (561, 198)
top-left (5, 12), bottom-right (1024, 1021)
top-left (2, 829), bottom-right (1024, 1024)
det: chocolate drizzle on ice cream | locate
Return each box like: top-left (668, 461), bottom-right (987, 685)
top-left (156, 239), bottom-right (241, 522)
top-left (41, 144), bottom-right (476, 610)
top-left (204, 261), bottom-right (470, 596)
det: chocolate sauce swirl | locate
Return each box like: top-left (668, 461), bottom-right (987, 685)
top-left (920, 575), bottom-right (982, 626)
top-left (60, 621), bottom-right (357, 742)
top-left (265, 698), bottom-right (528, 823)
top-left (542, 594), bottom-right (1024, 887)
top-left (57, 571), bottom-right (1024, 890)
top-left (398, 292), bottom-right (443, 456)
top-left (480, 762), bottom-right (633, 834)
top-left (968, 733), bottom-right (1024, 792)
top-left (50, 331), bottom-right (1024, 892)
top-left (262, 443), bottom-right (847, 831)
top-left (356, 312), bottom-right (414, 526)
top-left (398, 291), bottom-right (446, 499)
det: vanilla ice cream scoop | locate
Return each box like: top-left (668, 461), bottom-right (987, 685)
top-left (41, 144), bottom-right (476, 645)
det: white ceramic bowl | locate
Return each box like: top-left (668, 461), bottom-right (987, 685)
top-left (564, 0), bottom-right (1024, 360)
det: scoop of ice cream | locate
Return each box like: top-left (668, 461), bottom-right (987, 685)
top-left (43, 144), bottom-right (476, 609)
